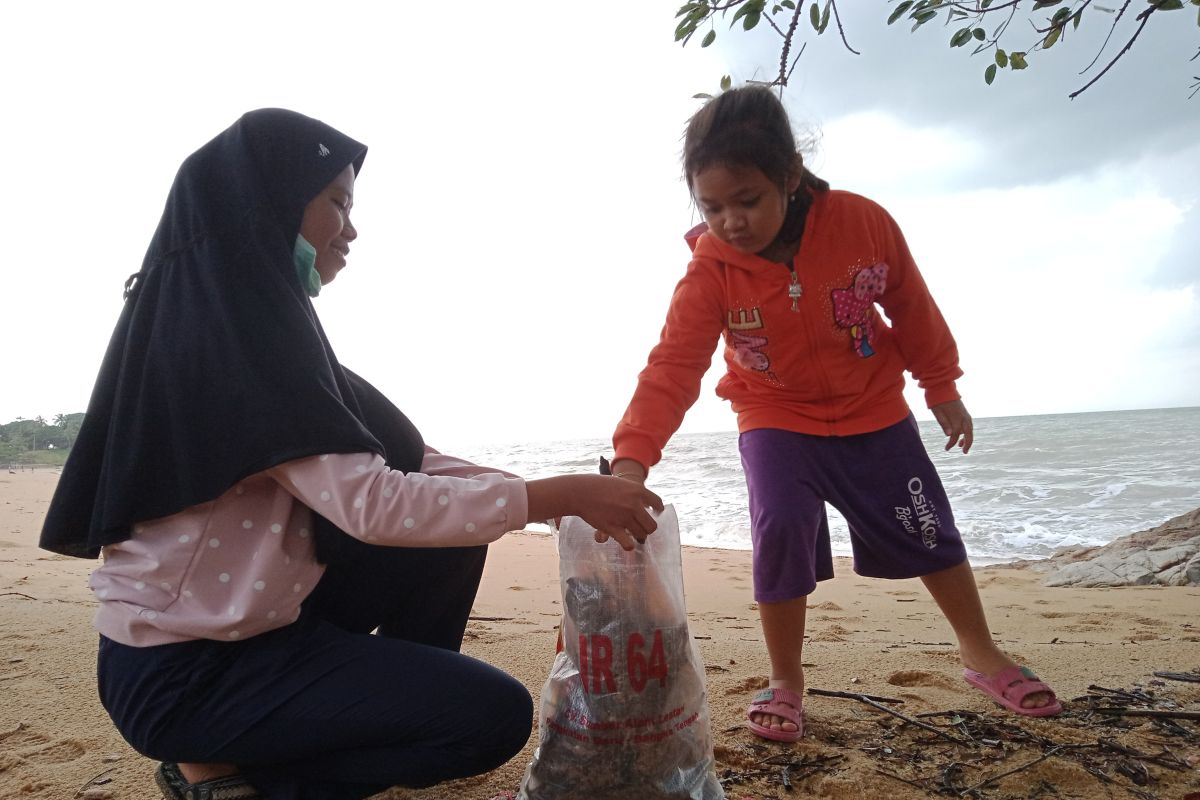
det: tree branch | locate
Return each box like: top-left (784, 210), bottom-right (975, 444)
top-left (1069, 3), bottom-right (1151, 99)
top-left (776, 1), bottom-right (806, 87)
top-left (829, 1), bottom-right (860, 55)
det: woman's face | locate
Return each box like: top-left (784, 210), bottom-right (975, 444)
top-left (299, 163), bottom-right (357, 285)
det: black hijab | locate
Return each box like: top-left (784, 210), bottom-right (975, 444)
top-left (40, 109), bottom-right (424, 560)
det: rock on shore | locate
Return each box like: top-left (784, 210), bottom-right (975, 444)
top-left (1003, 507), bottom-right (1200, 587)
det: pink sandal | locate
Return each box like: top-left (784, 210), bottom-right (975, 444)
top-left (963, 665), bottom-right (1063, 717)
top-left (746, 686), bottom-right (805, 742)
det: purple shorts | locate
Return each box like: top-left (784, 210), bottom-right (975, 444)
top-left (739, 416), bottom-right (968, 602)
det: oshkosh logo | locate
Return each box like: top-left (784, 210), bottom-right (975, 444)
top-left (317, 143), bottom-right (331, 157)
top-left (894, 476), bottom-right (939, 548)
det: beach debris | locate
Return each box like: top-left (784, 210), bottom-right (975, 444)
top-left (75, 766), bottom-right (117, 798)
top-left (734, 679), bottom-right (1200, 798)
top-left (958, 744), bottom-right (1067, 794)
top-left (1094, 707), bottom-right (1200, 721)
top-left (1153, 670), bottom-right (1200, 684)
top-left (807, 687), bottom-right (970, 746)
top-left (718, 750), bottom-right (845, 792)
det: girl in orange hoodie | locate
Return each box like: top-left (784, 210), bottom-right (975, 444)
top-left (609, 86), bottom-right (1061, 742)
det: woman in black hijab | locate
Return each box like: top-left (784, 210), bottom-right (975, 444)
top-left (41, 109), bottom-right (662, 800)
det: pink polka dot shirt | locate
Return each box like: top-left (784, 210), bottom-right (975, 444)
top-left (90, 448), bottom-right (528, 646)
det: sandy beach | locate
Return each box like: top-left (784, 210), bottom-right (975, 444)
top-left (2, 469), bottom-right (1197, 799)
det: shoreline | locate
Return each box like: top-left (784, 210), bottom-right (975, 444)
top-left (2, 471), bottom-right (1198, 799)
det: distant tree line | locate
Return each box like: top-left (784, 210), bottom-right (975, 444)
top-left (0, 413), bottom-right (84, 463)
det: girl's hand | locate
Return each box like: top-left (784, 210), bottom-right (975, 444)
top-left (932, 399), bottom-right (973, 454)
top-left (526, 475), bottom-right (663, 550)
top-left (609, 458), bottom-right (647, 485)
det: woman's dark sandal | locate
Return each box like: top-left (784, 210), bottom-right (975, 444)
top-left (155, 762), bottom-right (261, 800)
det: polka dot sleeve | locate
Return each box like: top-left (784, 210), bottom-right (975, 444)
top-left (269, 453), bottom-right (529, 547)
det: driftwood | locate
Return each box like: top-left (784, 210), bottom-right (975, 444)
top-left (807, 687), bottom-right (971, 746)
top-left (1153, 670), bottom-right (1200, 684)
top-left (1094, 708), bottom-right (1200, 721)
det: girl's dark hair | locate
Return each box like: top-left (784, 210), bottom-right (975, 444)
top-left (683, 86), bottom-right (828, 241)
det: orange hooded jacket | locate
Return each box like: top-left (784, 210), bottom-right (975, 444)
top-left (613, 189), bottom-right (962, 470)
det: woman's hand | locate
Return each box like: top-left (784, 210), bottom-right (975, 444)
top-left (932, 399), bottom-right (973, 454)
top-left (526, 475), bottom-right (663, 550)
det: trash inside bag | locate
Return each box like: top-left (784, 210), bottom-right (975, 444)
top-left (517, 505), bottom-right (724, 800)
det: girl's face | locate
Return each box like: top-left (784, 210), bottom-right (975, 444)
top-left (692, 163), bottom-right (797, 256)
top-left (299, 164), bottom-right (357, 285)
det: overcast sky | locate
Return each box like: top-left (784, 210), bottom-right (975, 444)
top-left (3, 2), bottom-right (1197, 449)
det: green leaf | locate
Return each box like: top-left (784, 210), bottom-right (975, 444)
top-left (911, 9), bottom-right (937, 31)
top-left (693, 92), bottom-right (713, 100)
top-left (995, 48), bottom-right (1009, 67)
top-left (744, 10), bottom-right (762, 29)
top-left (950, 27), bottom-right (974, 47)
top-left (1150, 0), bottom-right (1184, 8)
top-left (1073, 9), bottom-right (1084, 28)
top-left (1010, 51), bottom-right (1028, 69)
top-left (819, 0), bottom-right (831, 32)
top-left (981, 0), bottom-right (993, 7)
top-left (973, 27), bottom-right (986, 40)
top-left (1032, 0), bottom-right (1062, 7)
top-left (1043, 26), bottom-right (1061, 49)
top-left (702, 29), bottom-right (717, 46)
top-left (810, 2), bottom-right (820, 30)
top-left (985, 63), bottom-right (998, 85)
top-left (888, 1), bottom-right (914, 24)
top-left (1052, 7), bottom-right (1071, 23)
top-left (720, 74), bottom-right (733, 91)
top-left (781, 0), bottom-right (795, 8)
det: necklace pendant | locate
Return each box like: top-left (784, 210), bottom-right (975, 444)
top-left (788, 281), bottom-right (802, 312)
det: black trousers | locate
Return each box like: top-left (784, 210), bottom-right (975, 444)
top-left (97, 545), bottom-right (533, 799)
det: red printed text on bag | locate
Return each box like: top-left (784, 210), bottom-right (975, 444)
top-left (578, 629), bottom-right (669, 693)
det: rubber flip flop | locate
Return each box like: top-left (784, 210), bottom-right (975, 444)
top-left (746, 686), bottom-right (805, 742)
top-left (963, 665), bottom-right (1063, 717)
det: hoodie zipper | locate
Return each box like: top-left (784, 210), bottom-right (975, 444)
top-left (786, 266), bottom-right (802, 311)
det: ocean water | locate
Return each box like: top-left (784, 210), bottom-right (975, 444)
top-left (452, 407), bottom-right (1200, 564)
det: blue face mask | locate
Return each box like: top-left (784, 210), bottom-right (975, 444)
top-left (294, 235), bottom-right (322, 298)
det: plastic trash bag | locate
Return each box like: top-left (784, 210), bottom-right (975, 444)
top-left (517, 505), bottom-right (724, 800)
